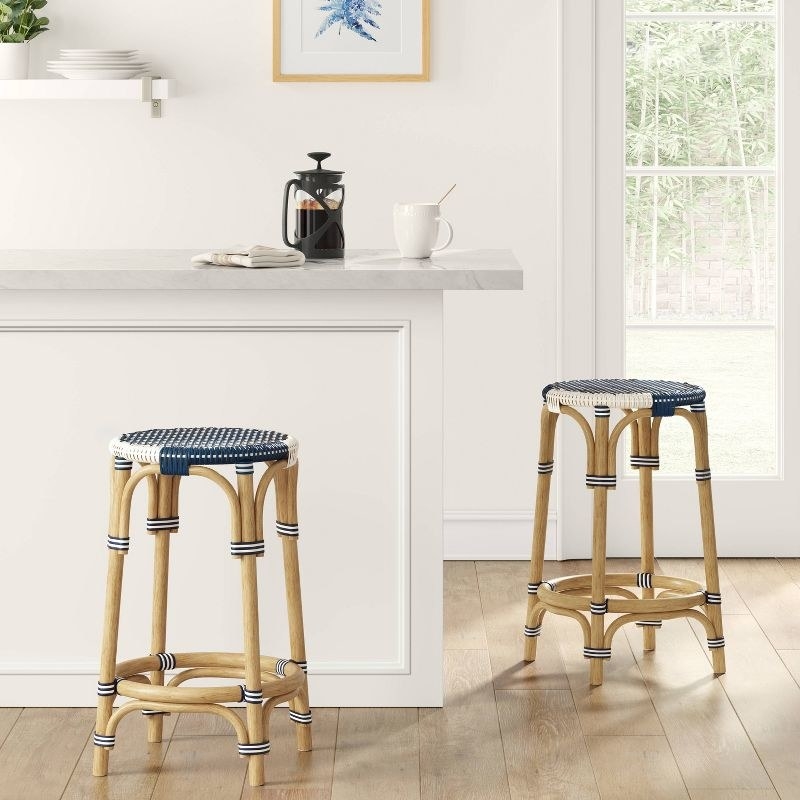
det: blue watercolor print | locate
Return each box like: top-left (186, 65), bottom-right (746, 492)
top-left (316, 0), bottom-right (382, 43)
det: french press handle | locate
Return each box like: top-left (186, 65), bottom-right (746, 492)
top-left (282, 178), bottom-right (302, 250)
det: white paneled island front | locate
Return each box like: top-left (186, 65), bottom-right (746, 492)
top-left (0, 249), bottom-right (521, 707)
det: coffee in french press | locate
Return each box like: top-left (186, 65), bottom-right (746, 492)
top-left (282, 152), bottom-right (345, 259)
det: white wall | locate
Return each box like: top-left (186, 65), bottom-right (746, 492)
top-left (1, 0), bottom-right (558, 557)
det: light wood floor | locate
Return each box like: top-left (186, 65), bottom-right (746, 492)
top-left (2, 558), bottom-right (800, 800)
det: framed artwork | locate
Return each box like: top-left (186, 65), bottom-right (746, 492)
top-left (273, 0), bottom-right (430, 82)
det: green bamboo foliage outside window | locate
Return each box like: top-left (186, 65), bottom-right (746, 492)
top-left (625, 15), bottom-right (776, 321)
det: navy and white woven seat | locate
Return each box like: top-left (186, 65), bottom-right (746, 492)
top-left (543, 378), bottom-right (705, 417)
top-left (110, 427), bottom-right (299, 476)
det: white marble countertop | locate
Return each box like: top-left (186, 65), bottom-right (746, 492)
top-left (0, 249), bottom-right (522, 291)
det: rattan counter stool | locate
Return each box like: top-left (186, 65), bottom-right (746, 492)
top-left (93, 427), bottom-right (311, 788)
top-left (524, 379), bottom-right (726, 687)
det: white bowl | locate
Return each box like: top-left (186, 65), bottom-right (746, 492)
top-left (47, 66), bottom-right (147, 79)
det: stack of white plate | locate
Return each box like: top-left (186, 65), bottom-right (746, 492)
top-left (47, 50), bottom-right (149, 80)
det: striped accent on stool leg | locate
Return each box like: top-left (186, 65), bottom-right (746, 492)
top-left (238, 741), bottom-right (271, 756)
top-left (154, 652), bottom-right (176, 671)
top-left (146, 517), bottom-right (179, 531)
top-left (235, 463), bottom-right (254, 475)
top-left (707, 637), bottom-right (726, 649)
top-left (295, 661), bottom-right (308, 673)
top-left (537, 461), bottom-right (554, 474)
top-left (594, 405), bottom-right (611, 417)
top-left (114, 457), bottom-right (133, 471)
top-left (636, 620), bottom-right (663, 628)
top-left (695, 468), bottom-right (712, 481)
top-left (590, 600), bottom-right (608, 615)
top-left (243, 688), bottom-right (264, 704)
top-left (524, 625), bottom-right (542, 638)
top-left (630, 455), bottom-right (660, 468)
top-left (527, 582), bottom-right (541, 595)
top-left (289, 710), bottom-right (313, 725)
top-left (106, 535), bottom-right (130, 553)
top-left (690, 403), bottom-right (706, 413)
top-left (586, 474), bottom-right (617, 488)
top-left (636, 572), bottom-right (654, 589)
top-left (230, 540), bottom-right (266, 557)
top-left (276, 522), bottom-right (299, 537)
top-left (705, 591), bottom-right (722, 605)
top-left (97, 679), bottom-right (117, 696)
top-left (93, 732), bottom-right (116, 748)
top-left (275, 659), bottom-right (292, 677)
top-left (141, 710), bottom-right (169, 716)
top-left (583, 647), bottom-right (612, 659)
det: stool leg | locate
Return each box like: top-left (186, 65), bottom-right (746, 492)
top-left (589, 411), bottom-right (611, 687)
top-left (276, 462), bottom-right (313, 752)
top-left (524, 405), bottom-right (558, 661)
top-left (93, 461), bottom-right (131, 777)
top-left (637, 418), bottom-right (657, 652)
top-left (238, 471), bottom-right (266, 787)
top-left (689, 408), bottom-right (726, 675)
top-left (147, 475), bottom-right (177, 744)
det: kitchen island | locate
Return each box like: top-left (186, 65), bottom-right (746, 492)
top-left (0, 249), bottom-right (522, 707)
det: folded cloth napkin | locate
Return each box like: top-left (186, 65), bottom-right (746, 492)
top-left (191, 246), bottom-right (306, 268)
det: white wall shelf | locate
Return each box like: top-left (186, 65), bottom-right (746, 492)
top-left (0, 78), bottom-right (175, 117)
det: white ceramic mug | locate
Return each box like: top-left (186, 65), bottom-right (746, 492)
top-left (393, 203), bottom-right (454, 259)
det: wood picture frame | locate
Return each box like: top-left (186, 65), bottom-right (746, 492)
top-left (273, 0), bottom-right (430, 82)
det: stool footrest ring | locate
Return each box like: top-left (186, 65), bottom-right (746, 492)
top-left (112, 652), bottom-right (306, 707)
top-left (536, 573), bottom-right (706, 615)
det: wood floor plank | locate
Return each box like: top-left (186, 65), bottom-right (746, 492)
top-left (549, 612), bottom-right (663, 735)
top-left (175, 707), bottom-right (246, 736)
top-left (687, 614), bottom-right (800, 799)
top-left (0, 708), bottom-right (95, 800)
top-left (777, 650), bottom-right (800, 687)
top-left (150, 732), bottom-right (246, 800)
top-left (0, 708), bottom-right (21, 749)
top-left (242, 708), bottom-right (338, 800)
top-left (496, 689), bottom-right (599, 800)
top-left (476, 560), bottom-right (569, 690)
top-left (420, 649), bottom-right (509, 800)
top-left (657, 558), bottom-right (749, 614)
top-left (331, 708), bottom-right (419, 800)
top-left (623, 620), bottom-right (771, 790)
top-left (62, 712), bottom-right (177, 800)
top-left (720, 559), bottom-right (800, 649)
top-left (585, 735), bottom-right (689, 800)
top-left (444, 561), bottom-right (488, 650)
top-left (688, 791), bottom-right (780, 799)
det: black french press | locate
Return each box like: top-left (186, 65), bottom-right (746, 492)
top-left (282, 152), bottom-right (345, 259)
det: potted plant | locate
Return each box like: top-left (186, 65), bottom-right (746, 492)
top-left (0, 0), bottom-right (48, 79)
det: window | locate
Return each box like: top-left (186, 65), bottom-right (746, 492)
top-left (624, 0), bottom-right (778, 475)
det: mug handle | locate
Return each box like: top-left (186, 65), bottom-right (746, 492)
top-left (431, 217), bottom-right (454, 252)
